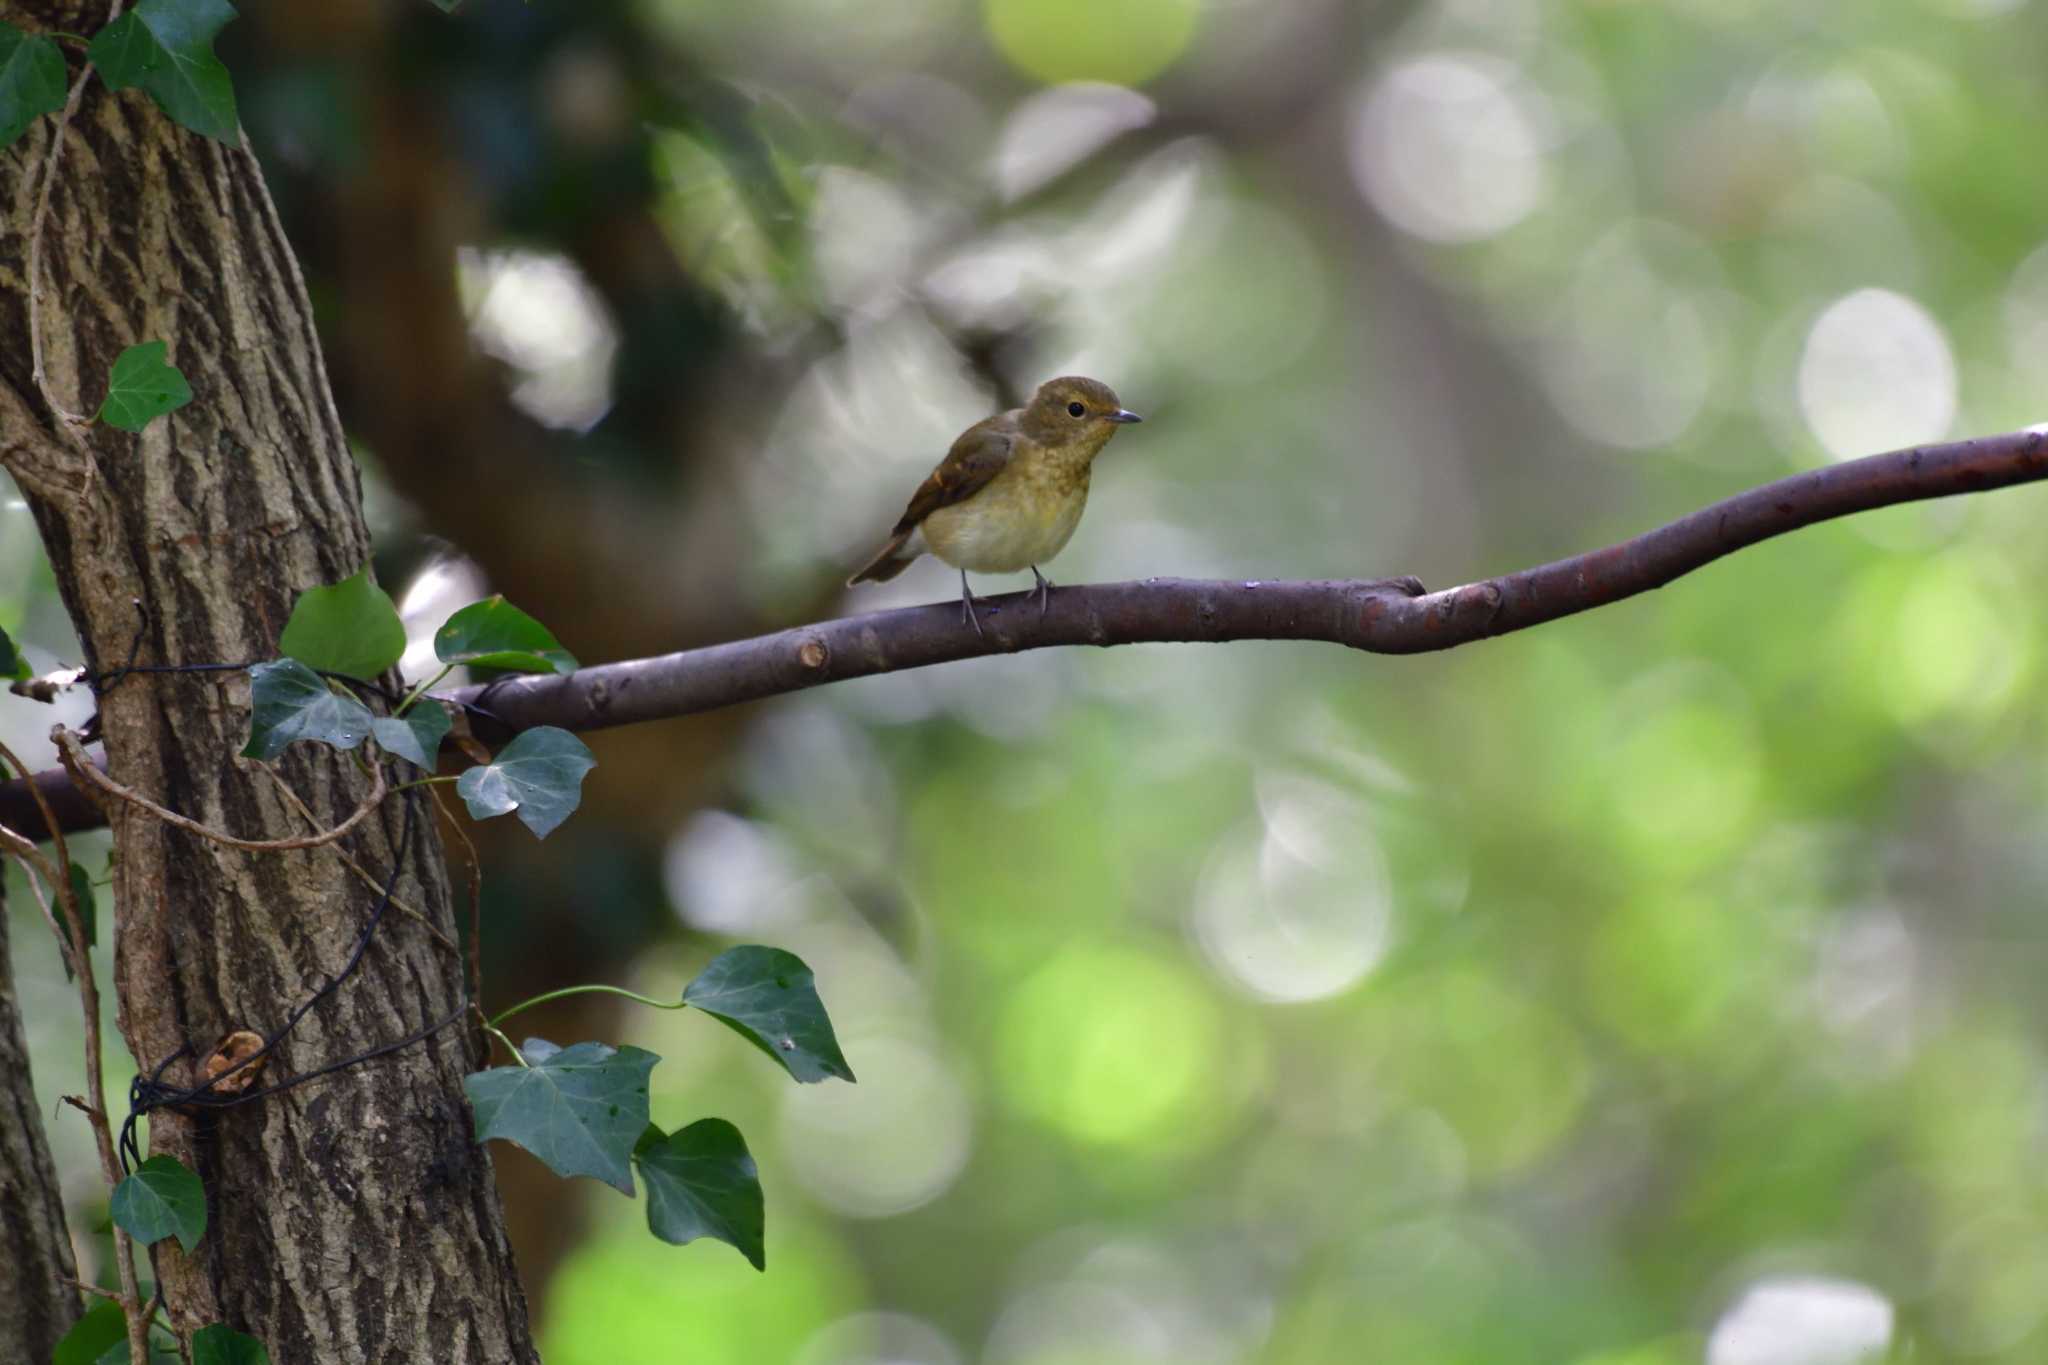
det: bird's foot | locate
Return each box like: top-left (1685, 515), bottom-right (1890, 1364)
top-left (1365, 575), bottom-right (1427, 598)
top-left (1030, 566), bottom-right (1053, 617)
top-left (959, 572), bottom-right (988, 639)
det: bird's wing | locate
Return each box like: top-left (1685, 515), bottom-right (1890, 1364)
top-left (891, 417), bottom-right (1017, 533)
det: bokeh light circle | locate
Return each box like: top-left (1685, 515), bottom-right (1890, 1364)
top-left (1601, 664), bottom-right (1765, 875)
top-left (797, 1311), bottom-right (962, 1365)
top-left (1350, 52), bottom-right (1546, 243)
top-left (541, 1214), bottom-right (857, 1364)
top-left (1539, 222), bottom-right (1723, 450)
top-left (1884, 553), bottom-right (2029, 726)
top-left (1193, 777), bottom-right (1393, 1003)
top-left (984, 0), bottom-right (1203, 88)
top-left (2002, 239), bottom-right (2048, 389)
top-left (456, 247), bottom-right (617, 430)
top-left (1797, 288), bottom-right (1955, 460)
top-left (1366, 970), bottom-right (1590, 1179)
top-left (1929, 1213), bottom-right (2048, 1354)
top-left (1586, 893), bottom-right (1748, 1053)
top-left (996, 945), bottom-right (1229, 1152)
top-left (778, 1036), bottom-right (973, 1218)
top-left (1707, 1275), bottom-right (1894, 1365)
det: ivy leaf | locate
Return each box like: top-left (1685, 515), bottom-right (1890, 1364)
top-left (191, 1324), bottom-right (271, 1365)
top-left (52, 1299), bottom-right (129, 1365)
top-left (278, 568), bottom-right (405, 681)
top-left (242, 658), bottom-right (374, 760)
top-left (464, 1039), bottom-right (657, 1194)
top-left (110, 1153), bottom-right (207, 1252)
top-left (435, 596), bottom-right (577, 675)
top-left (96, 340), bottom-right (193, 433)
top-left (370, 701), bottom-right (451, 772)
top-left (0, 23), bottom-right (67, 151)
top-left (683, 946), bottom-right (854, 1085)
top-left (69, 862), bottom-right (95, 947)
top-left (634, 1119), bottom-right (765, 1270)
top-left (0, 622), bottom-right (29, 682)
top-left (57, 860), bottom-right (95, 981)
top-left (88, 0), bottom-right (238, 143)
top-left (455, 726), bottom-right (595, 838)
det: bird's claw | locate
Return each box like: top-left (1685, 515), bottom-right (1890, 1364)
top-left (1030, 566), bottom-right (1053, 618)
top-left (960, 571), bottom-right (988, 639)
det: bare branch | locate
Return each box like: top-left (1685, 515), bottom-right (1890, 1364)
top-left (3, 426), bottom-right (2044, 839)
top-left (457, 427), bottom-right (2048, 732)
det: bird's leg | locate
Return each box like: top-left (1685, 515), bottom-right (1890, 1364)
top-left (1030, 565), bottom-right (1053, 617)
top-left (959, 568), bottom-right (987, 639)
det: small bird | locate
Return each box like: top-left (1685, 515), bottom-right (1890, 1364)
top-left (847, 375), bottom-right (1142, 635)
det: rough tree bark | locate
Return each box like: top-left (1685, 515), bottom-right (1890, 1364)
top-left (0, 894), bottom-right (82, 1364)
top-left (0, 8), bottom-right (537, 1360)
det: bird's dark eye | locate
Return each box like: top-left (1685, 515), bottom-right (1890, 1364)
top-left (1067, 401), bottom-right (1086, 418)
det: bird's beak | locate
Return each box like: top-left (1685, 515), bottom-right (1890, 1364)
top-left (1107, 409), bottom-right (1143, 424)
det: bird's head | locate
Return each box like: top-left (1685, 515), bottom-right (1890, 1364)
top-left (1020, 375), bottom-right (1143, 452)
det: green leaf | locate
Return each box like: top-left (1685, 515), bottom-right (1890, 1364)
top-left (58, 860), bottom-right (95, 981)
top-left (0, 23), bottom-right (67, 150)
top-left (464, 1039), bottom-right (657, 1194)
top-left (370, 701), bottom-right (451, 771)
top-left (683, 946), bottom-right (854, 1084)
top-left (434, 596), bottom-right (578, 675)
top-left (425, 0), bottom-right (465, 10)
top-left (88, 0), bottom-right (238, 143)
top-left (241, 658), bottom-right (374, 760)
top-left (191, 1324), bottom-right (270, 1365)
top-left (95, 341), bottom-right (193, 433)
top-left (0, 621), bottom-right (29, 682)
top-left (110, 1153), bottom-right (206, 1253)
top-left (69, 863), bottom-right (95, 948)
top-left (52, 1299), bottom-right (128, 1365)
top-left (634, 1119), bottom-right (765, 1270)
top-left (278, 568), bottom-right (405, 680)
top-left (454, 726), bottom-right (595, 838)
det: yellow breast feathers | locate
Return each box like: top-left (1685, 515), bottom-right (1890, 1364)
top-left (920, 452), bottom-right (1091, 576)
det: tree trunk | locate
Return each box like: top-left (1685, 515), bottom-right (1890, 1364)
top-left (0, 13), bottom-right (537, 1361)
top-left (0, 896), bottom-right (82, 1365)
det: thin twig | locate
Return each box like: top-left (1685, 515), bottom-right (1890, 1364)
top-left (429, 783), bottom-right (484, 1013)
top-left (2, 718), bottom-right (86, 963)
top-left (4, 733), bottom-right (78, 883)
top-left (60, 1274), bottom-right (121, 1303)
top-left (4, 842), bottom-right (74, 978)
top-left (260, 766), bottom-right (458, 955)
top-left (56, 727), bottom-right (387, 852)
top-left (0, 735), bottom-right (143, 1362)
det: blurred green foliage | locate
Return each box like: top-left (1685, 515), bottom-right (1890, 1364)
top-left (13, 0), bottom-right (2048, 1361)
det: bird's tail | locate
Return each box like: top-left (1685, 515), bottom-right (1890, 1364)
top-left (847, 530), bottom-right (919, 587)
